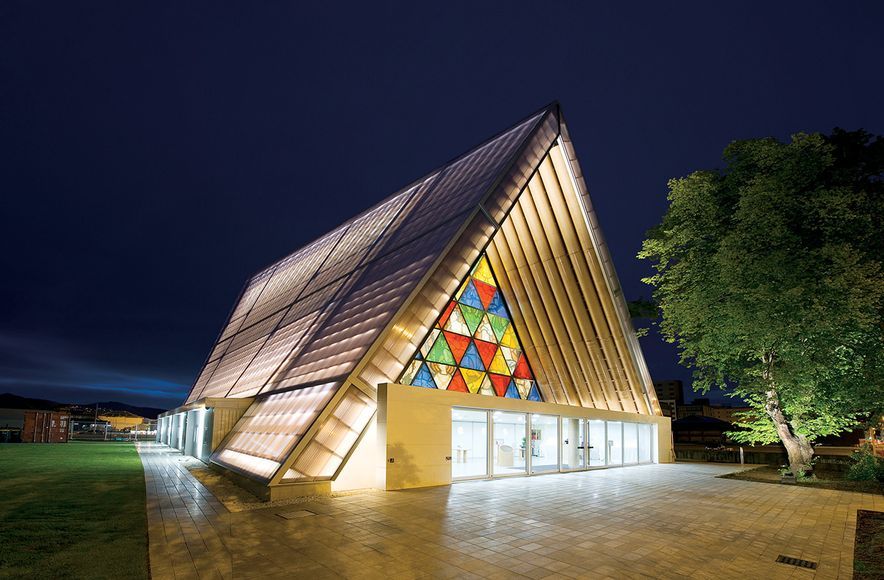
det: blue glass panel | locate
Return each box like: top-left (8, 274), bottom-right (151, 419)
top-left (527, 383), bottom-right (542, 401)
top-left (504, 380), bottom-right (520, 399)
top-left (458, 280), bottom-right (484, 311)
top-left (459, 342), bottom-right (485, 371)
top-left (412, 363), bottom-right (436, 388)
top-left (487, 291), bottom-right (508, 318)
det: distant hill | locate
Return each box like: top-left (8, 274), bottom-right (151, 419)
top-left (0, 393), bottom-right (64, 411)
top-left (0, 393), bottom-right (166, 419)
top-left (81, 401), bottom-right (166, 420)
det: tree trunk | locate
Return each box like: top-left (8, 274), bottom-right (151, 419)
top-left (764, 388), bottom-right (814, 475)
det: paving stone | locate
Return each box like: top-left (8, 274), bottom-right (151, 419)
top-left (137, 443), bottom-right (882, 579)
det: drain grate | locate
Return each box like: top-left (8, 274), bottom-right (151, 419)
top-left (276, 509), bottom-right (316, 520)
top-left (776, 555), bottom-right (817, 570)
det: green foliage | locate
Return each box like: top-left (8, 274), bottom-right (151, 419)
top-left (627, 298), bottom-right (657, 338)
top-left (846, 444), bottom-right (884, 481)
top-left (639, 129), bottom-right (884, 447)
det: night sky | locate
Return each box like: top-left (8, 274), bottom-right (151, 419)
top-left (2, 3), bottom-right (882, 410)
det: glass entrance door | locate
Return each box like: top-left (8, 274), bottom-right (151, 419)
top-left (561, 417), bottom-right (585, 470)
top-left (530, 414), bottom-right (559, 473)
top-left (452, 409), bottom-right (489, 479)
top-left (492, 411), bottom-right (528, 476)
top-left (587, 420), bottom-right (606, 466)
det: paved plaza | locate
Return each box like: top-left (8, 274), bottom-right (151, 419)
top-left (138, 443), bottom-right (882, 579)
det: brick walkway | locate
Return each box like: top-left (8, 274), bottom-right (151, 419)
top-left (137, 443), bottom-right (882, 579)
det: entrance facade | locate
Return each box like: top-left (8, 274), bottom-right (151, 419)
top-left (451, 407), bottom-right (657, 481)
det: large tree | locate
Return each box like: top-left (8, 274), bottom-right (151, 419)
top-left (639, 129), bottom-right (884, 475)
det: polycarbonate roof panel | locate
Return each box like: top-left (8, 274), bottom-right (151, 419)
top-left (184, 107), bottom-right (552, 406)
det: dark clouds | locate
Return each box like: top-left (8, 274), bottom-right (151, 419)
top-left (1, 2), bottom-right (882, 408)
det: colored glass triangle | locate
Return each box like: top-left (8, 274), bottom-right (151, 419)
top-left (514, 378), bottom-right (533, 398)
top-left (472, 279), bottom-right (497, 310)
top-left (499, 325), bottom-right (520, 349)
top-left (459, 303), bottom-right (484, 336)
top-left (504, 380), bottom-right (520, 399)
top-left (488, 312), bottom-right (509, 342)
top-left (429, 362), bottom-right (454, 389)
top-left (458, 280), bottom-right (484, 310)
top-left (471, 256), bottom-right (495, 286)
top-left (459, 342), bottom-right (485, 371)
top-left (487, 291), bottom-right (508, 318)
top-left (412, 363), bottom-right (436, 388)
top-left (512, 352), bottom-right (533, 379)
top-left (420, 328), bottom-right (440, 358)
top-left (438, 301), bottom-right (457, 329)
top-left (473, 314), bottom-right (497, 343)
top-left (448, 369), bottom-right (468, 392)
top-left (488, 348), bottom-right (510, 375)
top-left (454, 278), bottom-right (469, 301)
top-left (478, 374), bottom-right (495, 396)
top-left (527, 383), bottom-right (542, 401)
top-left (401, 360), bottom-right (422, 384)
top-left (461, 369), bottom-right (485, 393)
top-left (473, 339), bottom-right (497, 368)
top-left (499, 345), bottom-right (519, 374)
top-left (426, 333), bottom-right (456, 365)
top-left (444, 303), bottom-right (471, 336)
top-left (444, 331), bottom-right (471, 364)
top-left (489, 373), bottom-right (510, 397)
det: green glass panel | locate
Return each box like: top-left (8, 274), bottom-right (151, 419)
top-left (459, 303), bottom-right (484, 336)
top-left (425, 333), bottom-right (456, 365)
top-left (488, 312), bottom-right (510, 342)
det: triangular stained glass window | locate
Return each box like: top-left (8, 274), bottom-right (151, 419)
top-left (399, 253), bottom-right (541, 401)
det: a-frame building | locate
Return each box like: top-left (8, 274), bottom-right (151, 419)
top-left (158, 103), bottom-right (671, 499)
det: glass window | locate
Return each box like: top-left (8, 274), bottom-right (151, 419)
top-left (587, 420), bottom-right (606, 466)
top-left (530, 415), bottom-right (559, 473)
top-left (492, 411), bottom-right (527, 475)
top-left (638, 423), bottom-right (653, 463)
top-left (400, 255), bottom-right (542, 402)
top-left (607, 421), bottom-right (623, 465)
top-left (561, 417), bottom-right (584, 470)
top-left (624, 423), bottom-right (638, 464)
top-left (451, 409), bottom-right (488, 479)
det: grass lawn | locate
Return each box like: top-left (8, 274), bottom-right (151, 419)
top-left (854, 510), bottom-right (884, 580)
top-left (0, 442), bottom-right (148, 580)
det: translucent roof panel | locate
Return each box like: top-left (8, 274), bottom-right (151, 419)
top-left (184, 107), bottom-right (551, 405)
top-left (210, 382), bottom-right (338, 481)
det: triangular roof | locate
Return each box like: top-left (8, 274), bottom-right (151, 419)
top-left (182, 103), bottom-right (661, 484)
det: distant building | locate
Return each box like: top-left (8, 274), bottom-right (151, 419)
top-left (98, 411), bottom-right (145, 431)
top-left (653, 380), bottom-right (683, 418)
top-left (677, 397), bottom-right (751, 425)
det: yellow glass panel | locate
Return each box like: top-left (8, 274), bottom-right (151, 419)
top-left (500, 325), bottom-right (520, 349)
top-left (471, 255), bottom-right (495, 286)
top-left (460, 369), bottom-right (486, 394)
top-left (488, 348), bottom-right (510, 375)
